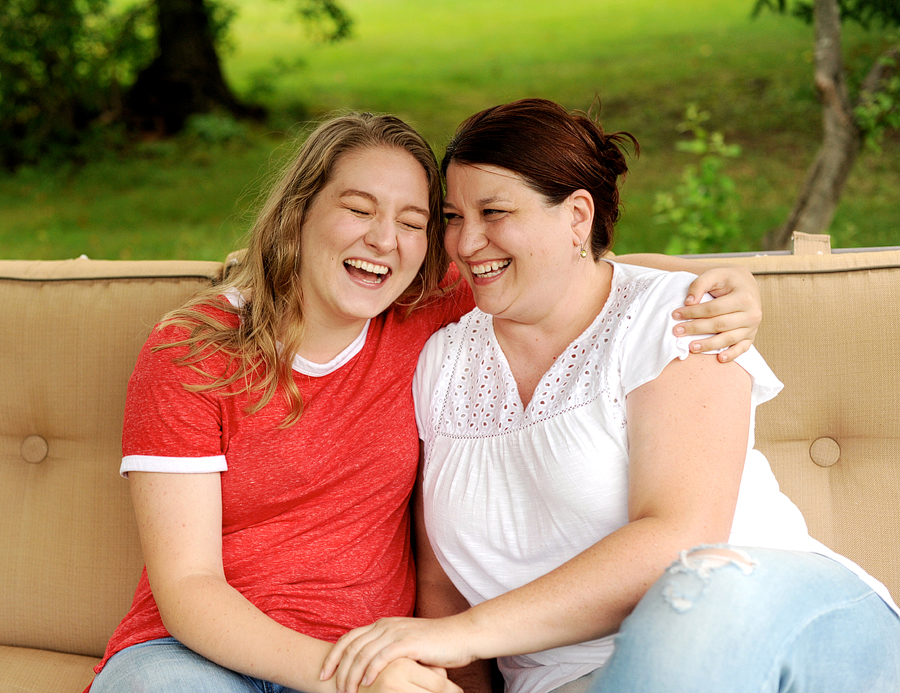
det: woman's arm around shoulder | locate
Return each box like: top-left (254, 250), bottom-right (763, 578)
top-left (613, 252), bottom-right (761, 362)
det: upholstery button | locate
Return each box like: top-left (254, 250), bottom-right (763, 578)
top-left (809, 437), bottom-right (840, 467)
top-left (21, 435), bottom-right (49, 464)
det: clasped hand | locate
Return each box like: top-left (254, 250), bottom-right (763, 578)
top-left (321, 616), bottom-right (474, 693)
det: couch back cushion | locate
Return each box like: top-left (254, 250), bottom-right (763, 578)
top-left (731, 249), bottom-right (900, 605)
top-left (0, 259), bottom-right (222, 658)
top-left (2, 251), bottom-right (898, 656)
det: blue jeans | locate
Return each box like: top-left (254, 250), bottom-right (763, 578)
top-left (90, 637), bottom-right (308, 693)
top-left (586, 546), bottom-right (900, 693)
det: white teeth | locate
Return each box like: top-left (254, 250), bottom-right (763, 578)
top-left (345, 259), bottom-right (389, 275)
top-left (471, 259), bottom-right (510, 277)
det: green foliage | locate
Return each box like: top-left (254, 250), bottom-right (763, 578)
top-left (752, 0), bottom-right (900, 181)
top-left (854, 48), bottom-right (900, 150)
top-left (245, 57), bottom-right (309, 103)
top-left (752, 0), bottom-right (900, 28)
top-left (0, 0), bottom-right (154, 169)
top-left (0, 0), bottom-right (351, 170)
top-left (297, 0), bottom-right (353, 42)
top-left (653, 106), bottom-right (744, 255)
top-left (207, 0), bottom-right (240, 54)
top-left (1, 0), bottom-right (897, 259)
top-left (184, 112), bottom-right (251, 144)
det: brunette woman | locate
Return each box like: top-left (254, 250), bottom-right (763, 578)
top-left (323, 100), bottom-right (900, 693)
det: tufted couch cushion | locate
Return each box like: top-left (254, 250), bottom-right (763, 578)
top-left (0, 246), bottom-right (898, 693)
top-left (735, 248), bottom-right (900, 600)
top-left (0, 258), bottom-right (223, 692)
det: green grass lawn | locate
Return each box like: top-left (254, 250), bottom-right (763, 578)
top-left (1, 0), bottom-right (897, 260)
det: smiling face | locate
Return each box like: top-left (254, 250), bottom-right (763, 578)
top-left (443, 162), bottom-right (588, 325)
top-left (298, 146), bottom-right (431, 331)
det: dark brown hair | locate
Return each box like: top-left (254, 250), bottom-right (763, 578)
top-left (441, 98), bottom-right (639, 258)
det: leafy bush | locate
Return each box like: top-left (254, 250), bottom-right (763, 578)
top-left (0, 0), bottom-right (153, 169)
top-left (653, 105), bottom-right (744, 255)
top-left (855, 46), bottom-right (900, 153)
top-left (184, 113), bottom-right (250, 144)
top-left (753, 0), bottom-right (900, 29)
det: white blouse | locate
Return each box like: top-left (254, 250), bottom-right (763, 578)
top-left (413, 261), bottom-right (898, 693)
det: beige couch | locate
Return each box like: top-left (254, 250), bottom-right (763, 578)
top-left (2, 235), bottom-right (899, 693)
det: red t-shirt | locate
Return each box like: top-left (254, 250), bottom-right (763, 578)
top-left (93, 276), bottom-right (473, 677)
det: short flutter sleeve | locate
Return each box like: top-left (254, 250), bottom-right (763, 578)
top-left (120, 321), bottom-right (230, 476)
top-left (614, 265), bottom-right (783, 409)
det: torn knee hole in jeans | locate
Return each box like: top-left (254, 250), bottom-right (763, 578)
top-left (661, 546), bottom-right (758, 613)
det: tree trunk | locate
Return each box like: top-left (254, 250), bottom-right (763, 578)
top-left (764, 0), bottom-right (861, 250)
top-left (125, 0), bottom-right (263, 134)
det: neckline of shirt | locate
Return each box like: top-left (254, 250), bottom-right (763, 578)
top-left (222, 288), bottom-right (369, 377)
top-left (483, 259), bottom-right (621, 360)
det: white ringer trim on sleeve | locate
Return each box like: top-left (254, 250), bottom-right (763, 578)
top-left (120, 455), bottom-right (228, 478)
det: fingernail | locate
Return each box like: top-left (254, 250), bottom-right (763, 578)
top-left (320, 670), bottom-right (326, 681)
top-left (674, 325), bottom-right (685, 335)
top-left (690, 342), bottom-right (701, 352)
top-left (685, 295), bottom-right (696, 304)
top-left (673, 311), bottom-right (683, 320)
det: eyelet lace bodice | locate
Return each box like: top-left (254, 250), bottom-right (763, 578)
top-left (434, 274), bottom-right (652, 438)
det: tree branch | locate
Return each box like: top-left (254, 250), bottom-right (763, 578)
top-left (860, 45), bottom-right (899, 98)
top-left (814, 0), bottom-right (854, 125)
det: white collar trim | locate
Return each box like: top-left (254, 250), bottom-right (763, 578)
top-left (222, 288), bottom-right (369, 377)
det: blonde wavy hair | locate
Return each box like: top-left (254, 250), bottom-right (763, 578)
top-left (156, 112), bottom-right (448, 426)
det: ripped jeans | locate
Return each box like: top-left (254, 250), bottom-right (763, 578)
top-left (588, 546), bottom-right (900, 693)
